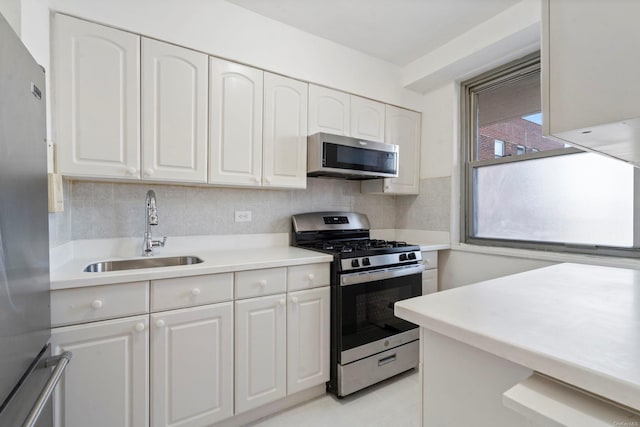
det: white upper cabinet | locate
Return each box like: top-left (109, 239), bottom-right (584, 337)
top-left (150, 303), bottom-right (233, 427)
top-left (309, 85), bottom-right (385, 143)
top-left (350, 95), bottom-right (385, 142)
top-left (54, 14), bottom-right (140, 179)
top-left (209, 58), bottom-right (264, 186)
top-left (142, 38), bottom-right (208, 183)
top-left (543, 0), bottom-right (640, 165)
top-left (362, 105), bottom-right (421, 195)
top-left (263, 73), bottom-right (308, 189)
top-left (308, 84), bottom-right (350, 135)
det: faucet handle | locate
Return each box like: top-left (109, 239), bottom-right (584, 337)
top-left (155, 236), bottom-right (167, 248)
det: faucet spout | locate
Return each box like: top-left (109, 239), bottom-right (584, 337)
top-left (143, 190), bottom-right (167, 256)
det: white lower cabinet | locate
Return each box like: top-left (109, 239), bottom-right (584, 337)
top-left (235, 294), bottom-right (287, 413)
top-left (50, 315), bottom-right (149, 427)
top-left (287, 286), bottom-right (330, 394)
top-left (150, 303), bottom-right (233, 427)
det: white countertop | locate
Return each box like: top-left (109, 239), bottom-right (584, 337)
top-left (50, 234), bottom-right (333, 290)
top-left (50, 231), bottom-right (449, 290)
top-left (395, 263), bottom-right (640, 411)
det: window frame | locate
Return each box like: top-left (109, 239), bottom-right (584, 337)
top-left (460, 53), bottom-right (640, 258)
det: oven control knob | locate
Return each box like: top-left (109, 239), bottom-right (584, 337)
top-left (362, 257), bottom-right (371, 266)
top-left (408, 252), bottom-right (417, 260)
top-left (351, 259), bottom-right (360, 268)
top-left (399, 253), bottom-right (408, 261)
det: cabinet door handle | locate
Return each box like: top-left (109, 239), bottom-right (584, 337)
top-left (191, 288), bottom-right (201, 296)
top-left (253, 176), bottom-right (261, 183)
top-left (279, 298), bottom-right (285, 306)
top-left (258, 279), bottom-right (267, 287)
top-left (265, 177), bottom-right (272, 184)
top-left (91, 299), bottom-right (103, 309)
top-left (307, 273), bottom-right (315, 281)
top-left (291, 296), bottom-right (299, 304)
top-left (144, 168), bottom-right (154, 177)
top-left (155, 319), bottom-right (165, 328)
top-left (134, 322), bottom-right (146, 332)
top-left (126, 167), bottom-right (137, 175)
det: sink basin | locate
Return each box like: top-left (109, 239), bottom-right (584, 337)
top-left (84, 256), bottom-right (203, 273)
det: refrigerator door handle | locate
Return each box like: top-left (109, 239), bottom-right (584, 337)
top-left (21, 351), bottom-right (72, 427)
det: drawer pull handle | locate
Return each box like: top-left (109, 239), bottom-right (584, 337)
top-left (307, 273), bottom-right (314, 281)
top-left (378, 354), bottom-right (396, 366)
top-left (191, 288), bottom-right (201, 296)
top-left (134, 322), bottom-right (146, 332)
top-left (258, 280), bottom-right (267, 287)
top-left (91, 299), bottom-right (103, 309)
top-left (155, 319), bottom-right (165, 328)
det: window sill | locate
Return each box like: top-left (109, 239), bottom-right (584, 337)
top-left (450, 242), bottom-right (640, 270)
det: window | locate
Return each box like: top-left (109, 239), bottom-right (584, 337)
top-left (461, 53), bottom-right (638, 256)
top-left (494, 140), bottom-right (505, 158)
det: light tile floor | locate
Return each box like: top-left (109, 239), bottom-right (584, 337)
top-left (247, 369), bottom-right (420, 427)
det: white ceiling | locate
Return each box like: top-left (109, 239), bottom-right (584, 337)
top-left (227, 0), bottom-right (522, 66)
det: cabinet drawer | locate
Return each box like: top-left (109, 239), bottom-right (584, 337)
top-left (151, 273), bottom-right (233, 311)
top-left (287, 263), bottom-right (330, 291)
top-left (235, 268), bottom-right (286, 299)
top-left (51, 281), bottom-right (149, 326)
top-left (422, 251), bottom-right (437, 270)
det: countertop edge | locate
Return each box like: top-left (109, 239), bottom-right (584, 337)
top-left (395, 296), bottom-right (640, 412)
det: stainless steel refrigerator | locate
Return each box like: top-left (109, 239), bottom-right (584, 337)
top-left (0, 12), bottom-right (70, 427)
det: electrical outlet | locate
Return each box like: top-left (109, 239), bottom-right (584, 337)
top-left (234, 210), bottom-right (252, 222)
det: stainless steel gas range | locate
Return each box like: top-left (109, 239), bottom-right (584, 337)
top-left (292, 211), bottom-right (423, 397)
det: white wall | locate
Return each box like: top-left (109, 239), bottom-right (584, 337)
top-left (45, 0), bottom-right (423, 110)
top-left (0, 0), bottom-right (20, 34)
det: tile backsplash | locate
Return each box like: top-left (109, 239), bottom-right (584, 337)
top-left (48, 176), bottom-right (451, 247)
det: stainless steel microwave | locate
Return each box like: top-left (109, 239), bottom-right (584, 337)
top-left (307, 133), bottom-right (399, 180)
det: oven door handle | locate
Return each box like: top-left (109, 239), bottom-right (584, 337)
top-left (340, 263), bottom-right (425, 286)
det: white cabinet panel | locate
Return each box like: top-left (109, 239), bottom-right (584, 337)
top-left (235, 267), bottom-right (287, 299)
top-left (150, 273), bottom-right (233, 312)
top-left (50, 316), bottom-right (149, 427)
top-left (209, 58), bottom-right (263, 186)
top-left (235, 294), bottom-right (286, 413)
top-left (286, 263), bottom-right (330, 292)
top-left (142, 38), bottom-right (208, 183)
top-left (308, 84), bottom-right (350, 135)
top-left (287, 287), bottom-right (330, 394)
top-left (54, 14), bottom-right (140, 179)
top-left (263, 72), bottom-right (308, 189)
top-left (350, 95), bottom-right (385, 142)
top-left (361, 105), bottom-right (421, 195)
top-left (151, 303), bottom-right (233, 427)
top-left (422, 269), bottom-right (438, 295)
top-left (51, 281), bottom-right (148, 327)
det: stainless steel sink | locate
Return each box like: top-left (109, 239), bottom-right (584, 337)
top-left (84, 256), bottom-right (203, 273)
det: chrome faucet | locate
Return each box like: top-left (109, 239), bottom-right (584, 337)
top-left (143, 190), bottom-right (167, 256)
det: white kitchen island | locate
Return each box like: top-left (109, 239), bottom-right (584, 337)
top-left (395, 263), bottom-right (640, 426)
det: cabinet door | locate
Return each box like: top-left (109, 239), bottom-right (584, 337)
top-left (142, 38), bottom-right (208, 183)
top-left (151, 303), bottom-right (233, 427)
top-left (422, 269), bottom-right (438, 295)
top-left (235, 294), bottom-right (286, 413)
top-left (350, 95), bottom-right (385, 142)
top-left (363, 105), bottom-right (421, 195)
top-left (54, 14), bottom-right (140, 179)
top-left (50, 316), bottom-right (149, 427)
top-left (263, 73), bottom-right (308, 189)
top-left (287, 287), bottom-right (330, 394)
top-left (209, 58), bottom-right (263, 186)
top-left (308, 84), bottom-right (350, 135)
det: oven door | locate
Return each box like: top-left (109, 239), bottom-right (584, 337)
top-left (338, 263), bottom-right (423, 364)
